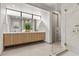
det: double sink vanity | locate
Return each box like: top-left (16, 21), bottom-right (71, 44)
top-left (3, 32), bottom-right (45, 47)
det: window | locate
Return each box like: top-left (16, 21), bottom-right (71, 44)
top-left (33, 15), bottom-right (41, 31)
top-left (6, 9), bottom-right (22, 32)
top-left (22, 13), bottom-right (33, 32)
top-left (6, 9), bottom-right (41, 32)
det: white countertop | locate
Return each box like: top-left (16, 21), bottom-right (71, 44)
top-left (3, 31), bottom-right (45, 34)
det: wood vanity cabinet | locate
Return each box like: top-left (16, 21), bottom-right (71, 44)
top-left (3, 32), bottom-right (45, 46)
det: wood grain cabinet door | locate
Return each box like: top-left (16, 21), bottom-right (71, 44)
top-left (13, 33), bottom-right (24, 45)
top-left (4, 34), bottom-right (14, 46)
top-left (4, 32), bottom-right (46, 46)
top-left (23, 33), bottom-right (32, 43)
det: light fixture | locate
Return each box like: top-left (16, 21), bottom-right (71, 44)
top-left (12, 5), bottom-right (15, 8)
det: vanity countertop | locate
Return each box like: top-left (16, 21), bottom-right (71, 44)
top-left (3, 31), bottom-right (45, 34)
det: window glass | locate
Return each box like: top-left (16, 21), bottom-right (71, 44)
top-left (33, 15), bottom-right (41, 31)
top-left (22, 13), bottom-right (33, 32)
top-left (7, 9), bottom-right (21, 32)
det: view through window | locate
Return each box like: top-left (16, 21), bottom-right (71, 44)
top-left (6, 9), bottom-right (41, 32)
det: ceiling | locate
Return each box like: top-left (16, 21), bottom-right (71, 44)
top-left (27, 3), bottom-right (61, 11)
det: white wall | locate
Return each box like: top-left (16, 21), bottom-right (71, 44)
top-left (0, 3), bottom-right (3, 54)
top-left (61, 3), bottom-right (79, 54)
top-left (0, 3), bottom-right (6, 54)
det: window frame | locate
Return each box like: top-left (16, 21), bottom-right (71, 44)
top-left (6, 8), bottom-right (41, 32)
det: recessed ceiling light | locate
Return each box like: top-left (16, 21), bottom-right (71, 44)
top-left (12, 5), bottom-right (15, 7)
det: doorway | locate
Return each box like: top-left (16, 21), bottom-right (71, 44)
top-left (51, 11), bottom-right (61, 43)
top-left (51, 11), bottom-right (64, 55)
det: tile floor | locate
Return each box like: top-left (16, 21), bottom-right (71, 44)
top-left (1, 41), bottom-right (77, 56)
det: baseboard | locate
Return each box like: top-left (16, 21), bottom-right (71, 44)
top-left (44, 41), bottom-right (53, 44)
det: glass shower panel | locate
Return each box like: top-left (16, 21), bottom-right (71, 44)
top-left (22, 13), bottom-right (33, 32)
top-left (7, 9), bottom-right (21, 32)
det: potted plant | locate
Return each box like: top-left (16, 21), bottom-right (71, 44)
top-left (24, 22), bottom-right (32, 32)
